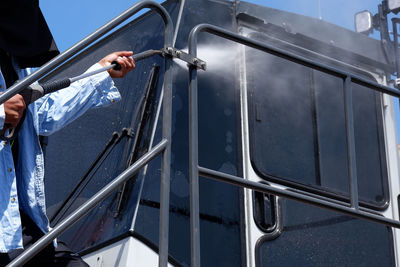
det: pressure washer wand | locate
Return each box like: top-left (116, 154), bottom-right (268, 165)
top-left (0, 49), bottom-right (163, 141)
top-left (20, 49), bottom-right (162, 105)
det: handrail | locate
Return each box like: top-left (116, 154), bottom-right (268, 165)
top-left (188, 24), bottom-right (400, 98)
top-left (7, 1), bottom-right (174, 266)
top-left (188, 23), bottom-right (400, 267)
top-left (7, 139), bottom-right (168, 267)
top-left (0, 0), bottom-right (173, 105)
top-left (199, 166), bottom-right (400, 228)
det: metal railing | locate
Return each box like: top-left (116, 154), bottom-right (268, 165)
top-left (7, 1), bottom-right (174, 266)
top-left (187, 23), bottom-right (400, 267)
top-left (6, 5), bottom-right (400, 267)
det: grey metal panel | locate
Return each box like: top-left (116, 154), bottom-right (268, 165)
top-left (188, 22), bottom-right (399, 267)
top-left (236, 1), bottom-right (393, 73)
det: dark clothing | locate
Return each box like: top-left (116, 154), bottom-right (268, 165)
top-left (0, 0), bottom-right (59, 68)
top-left (0, 210), bottom-right (89, 266)
top-left (0, 3), bottom-right (82, 266)
top-left (0, 49), bottom-right (18, 88)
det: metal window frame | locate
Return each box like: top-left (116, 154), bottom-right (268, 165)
top-left (244, 31), bottom-right (390, 210)
top-left (188, 23), bottom-right (400, 267)
top-left (7, 1), bottom-right (174, 267)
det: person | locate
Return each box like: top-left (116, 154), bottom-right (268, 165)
top-left (0, 1), bottom-right (135, 266)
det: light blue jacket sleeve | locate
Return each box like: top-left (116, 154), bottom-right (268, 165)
top-left (35, 63), bottom-right (121, 136)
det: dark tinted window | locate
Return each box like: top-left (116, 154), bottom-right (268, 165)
top-left (44, 1), bottom-right (244, 266)
top-left (257, 199), bottom-right (394, 267)
top-left (44, 5), bottom-right (169, 252)
top-left (247, 41), bottom-right (388, 207)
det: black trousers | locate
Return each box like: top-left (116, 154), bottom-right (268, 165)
top-left (0, 211), bottom-right (89, 266)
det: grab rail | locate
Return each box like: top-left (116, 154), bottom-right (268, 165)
top-left (187, 23), bottom-right (400, 267)
top-left (0, 0), bottom-right (173, 105)
top-left (7, 1), bottom-right (174, 266)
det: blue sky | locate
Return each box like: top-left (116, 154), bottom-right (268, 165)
top-left (40, 0), bottom-right (381, 52)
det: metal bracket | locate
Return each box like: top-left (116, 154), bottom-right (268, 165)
top-left (162, 47), bottom-right (207, 70)
top-left (395, 78), bottom-right (400, 88)
top-left (122, 127), bottom-right (135, 138)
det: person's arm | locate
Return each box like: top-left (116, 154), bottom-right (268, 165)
top-left (36, 51), bottom-right (135, 135)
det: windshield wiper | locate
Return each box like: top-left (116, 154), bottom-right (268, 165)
top-left (113, 65), bottom-right (161, 218)
top-left (50, 128), bottom-right (134, 225)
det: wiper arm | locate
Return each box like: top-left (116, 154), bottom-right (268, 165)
top-left (113, 65), bottom-right (161, 218)
top-left (50, 128), bottom-right (133, 225)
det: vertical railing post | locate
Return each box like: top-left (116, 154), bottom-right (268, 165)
top-left (392, 18), bottom-right (400, 78)
top-left (159, 56), bottom-right (173, 267)
top-left (344, 76), bottom-right (359, 210)
top-left (188, 35), bottom-right (201, 267)
top-left (159, 15), bottom-right (174, 267)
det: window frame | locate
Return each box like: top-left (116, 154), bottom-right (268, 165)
top-left (245, 31), bottom-right (390, 211)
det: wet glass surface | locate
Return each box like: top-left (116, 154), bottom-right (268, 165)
top-left (44, 1), bottom-right (243, 266)
top-left (257, 199), bottom-right (394, 267)
top-left (246, 32), bottom-right (388, 207)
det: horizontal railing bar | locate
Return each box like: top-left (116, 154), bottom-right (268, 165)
top-left (198, 166), bottom-right (400, 229)
top-left (0, 0), bottom-right (173, 105)
top-left (189, 23), bottom-right (400, 98)
top-left (7, 139), bottom-right (168, 267)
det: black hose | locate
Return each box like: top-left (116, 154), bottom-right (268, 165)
top-left (112, 49), bottom-right (162, 70)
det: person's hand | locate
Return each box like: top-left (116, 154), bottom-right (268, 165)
top-left (99, 51), bottom-right (135, 78)
top-left (4, 94), bottom-right (26, 129)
